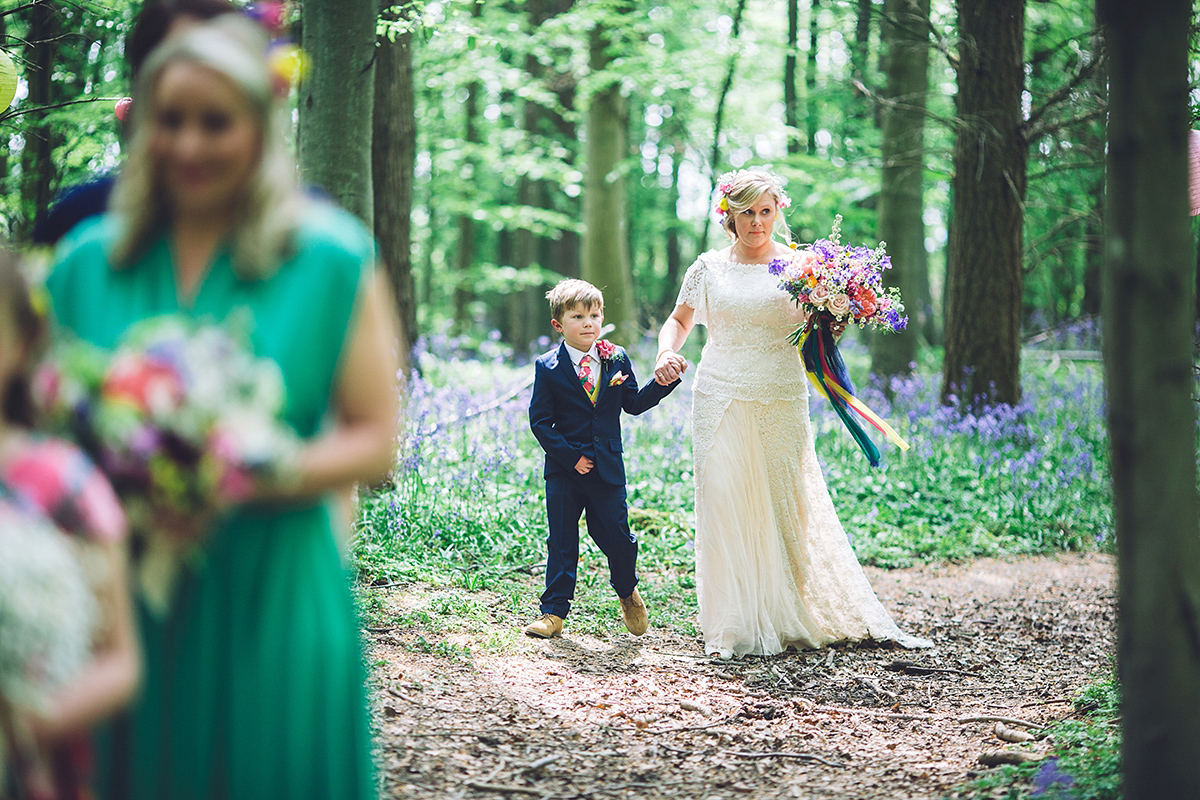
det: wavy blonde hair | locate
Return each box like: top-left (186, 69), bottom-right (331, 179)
top-left (109, 15), bottom-right (306, 279)
top-left (716, 169), bottom-right (793, 245)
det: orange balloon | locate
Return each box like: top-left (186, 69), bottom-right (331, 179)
top-left (0, 50), bottom-right (17, 110)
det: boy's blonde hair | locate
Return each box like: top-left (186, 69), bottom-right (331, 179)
top-left (546, 279), bottom-right (603, 321)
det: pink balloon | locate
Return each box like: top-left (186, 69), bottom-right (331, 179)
top-left (115, 97), bottom-right (133, 122)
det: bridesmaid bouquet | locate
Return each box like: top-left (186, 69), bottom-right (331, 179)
top-left (770, 216), bottom-right (909, 466)
top-left (0, 506), bottom-right (97, 792)
top-left (0, 508), bottom-right (96, 711)
top-left (33, 315), bottom-right (300, 613)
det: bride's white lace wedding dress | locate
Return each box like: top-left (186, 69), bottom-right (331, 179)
top-left (677, 250), bottom-right (932, 657)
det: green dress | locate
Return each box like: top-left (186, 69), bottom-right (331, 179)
top-left (48, 201), bottom-right (378, 800)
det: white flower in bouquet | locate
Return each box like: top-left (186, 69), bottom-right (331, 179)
top-left (34, 314), bottom-right (301, 616)
top-left (0, 511), bottom-right (96, 712)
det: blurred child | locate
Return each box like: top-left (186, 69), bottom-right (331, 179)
top-left (526, 279), bottom-right (682, 638)
top-left (0, 249), bottom-right (137, 800)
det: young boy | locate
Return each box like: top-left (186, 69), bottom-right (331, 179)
top-left (526, 279), bottom-right (683, 638)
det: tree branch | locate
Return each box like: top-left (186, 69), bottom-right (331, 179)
top-left (1023, 51), bottom-right (1106, 139)
top-left (1025, 107), bottom-right (1107, 143)
top-left (0, 96), bottom-right (110, 125)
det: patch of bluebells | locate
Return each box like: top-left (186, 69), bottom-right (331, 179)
top-left (815, 336), bottom-right (1111, 565)
top-left (358, 324), bottom-right (1114, 579)
top-left (356, 330), bottom-right (696, 579)
top-left (1031, 759), bottom-right (1076, 798)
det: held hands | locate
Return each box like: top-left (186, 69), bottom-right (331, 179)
top-left (654, 351), bottom-right (688, 385)
top-left (575, 456), bottom-right (595, 475)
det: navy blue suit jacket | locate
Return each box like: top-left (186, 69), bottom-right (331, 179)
top-left (529, 341), bottom-right (679, 485)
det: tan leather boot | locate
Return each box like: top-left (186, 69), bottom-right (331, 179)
top-left (524, 613), bottom-right (563, 638)
top-left (619, 588), bottom-right (648, 636)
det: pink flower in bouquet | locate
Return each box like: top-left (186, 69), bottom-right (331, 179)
top-left (808, 284), bottom-right (831, 308)
top-left (853, 286), bottom-right (878, 319)
top-left (828, 293), bottom-right (852, 317)
top-left (33, 364), bottom-right (61, 408)
top-left (209, 429), bottom-right (256, 504)
top-left (103, 355), bottom-right (185, 415)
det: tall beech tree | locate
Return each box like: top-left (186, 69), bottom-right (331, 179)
top-left (374, 5), bottom-right (418, 356)
top-left (941, 0), bottom-right (1026, 406)
top-left (1098, 0), bottom-right (1200, 796)
top-left (870, 0), bottom-right (930, 380)
top-left (784, 0), bottom-right (800, 155)
top-left (582, 8), bottom-right (635, 337)
top-left (299, 0), bottom-right (377, 224)
top-left (17, 2), bottom-right (63, 240)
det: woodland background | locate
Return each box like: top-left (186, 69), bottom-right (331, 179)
top-left (0, 0), bottom-right (1127, 406)
top-left (3, 2), bottom-right (1200, 798)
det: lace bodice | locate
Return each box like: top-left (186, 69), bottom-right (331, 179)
top-left (677, 251), bottom-right (810, 403)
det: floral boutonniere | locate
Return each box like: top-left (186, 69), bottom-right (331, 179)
top-left (608, 371), bottom-right (628, 387)
top-left (595, 339), bottom-right (619, 364)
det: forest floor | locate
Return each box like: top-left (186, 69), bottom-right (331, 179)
top-left (365, 552), bottom-right (1115, 799)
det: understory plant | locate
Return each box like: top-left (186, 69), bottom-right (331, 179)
top-left (355, 330), bottom-right (1112, 588)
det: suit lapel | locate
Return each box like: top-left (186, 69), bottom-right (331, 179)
top-left (556, 341), bottom-right (591, 403)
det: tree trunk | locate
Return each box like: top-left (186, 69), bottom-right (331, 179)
top-left (299, 0), bottom-right (377, 225)
top-left (372, 7), bottom-right (417, 358)
top-left (702, 0), bottom-right (748, 248)
top-left (941, 0), bottom-right (1025, 407)
top-left (805, 0), bottom-right (819, 155)
top-left (453, 0), bottom-right (484, 331)
top-left (784, 0), bottom-right (800, 155)
top-left (506, 0), bottom-right (576, 350)
top-left (583, 19), bottom-right (634, 337)
top-left (661, 148), bottom-right (684, 315)
top-left (1098, 2), bottom-right (1200, 797)
top-left (18, 2), bottom-right (63, 239)
top-left (853, 0), bottom-right (871, 82)
top-left (871, 0), bottom-right (930, 381)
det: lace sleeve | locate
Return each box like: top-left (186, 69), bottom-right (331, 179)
top-left (675, 255), bottom-right (708, 327)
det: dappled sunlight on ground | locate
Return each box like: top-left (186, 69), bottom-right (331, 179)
top-left (365, 553), bottom-right (1115, 799)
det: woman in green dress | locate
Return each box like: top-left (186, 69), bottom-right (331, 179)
top-left (47, 16), bottom-right (400, 800)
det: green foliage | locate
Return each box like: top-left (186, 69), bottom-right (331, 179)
top-left (353, 338), bottom-right (1110, 638)
top-left (948, 677), bottom-right (1120, 800)
top-left (1, 1), bottom-right (133, 239)
top-left (2, 0), bottom-right (1141, 353)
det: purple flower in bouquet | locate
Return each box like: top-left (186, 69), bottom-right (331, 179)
top-left (775, 215), bottom-right (906, 336)
top-left (34, 315), bottom-right (300, 614)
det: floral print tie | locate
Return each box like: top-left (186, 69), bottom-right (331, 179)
top-left (578, 354), bottom-right (598, 404)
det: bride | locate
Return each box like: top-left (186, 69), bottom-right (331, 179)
top-left (654, 169), bottom-right (932, 658)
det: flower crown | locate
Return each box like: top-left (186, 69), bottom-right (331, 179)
top-left (248, 2), bottom-right (309, 98)
top-left (714, 169), bottom-right (792, 218)
top-left (114, 3), bottom-right (307, 122)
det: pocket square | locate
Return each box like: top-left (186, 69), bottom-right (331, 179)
top-left (609, 371), bottom-right (628, 386)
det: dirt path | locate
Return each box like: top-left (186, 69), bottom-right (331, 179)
top-left (367, 552), bottom-right (1115, 799)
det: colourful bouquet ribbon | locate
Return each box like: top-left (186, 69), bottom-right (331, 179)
top-left (793, 313), bottom-right (910, 467)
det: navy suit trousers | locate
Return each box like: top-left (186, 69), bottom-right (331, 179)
top-left (540, 471), bottom-right (638, 618)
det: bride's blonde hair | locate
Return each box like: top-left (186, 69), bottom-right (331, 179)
top-left (109, 15), bottom-right (306, 279)
top-left (715, 169), bottom-right (793, 245)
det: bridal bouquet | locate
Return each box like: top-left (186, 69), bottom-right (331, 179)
top-left (770, 215), bottom-right (907, 335)
top-left (33, 315), bottom-right (300, 612)
top-left (770, 216), bottom-right (909, 466)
